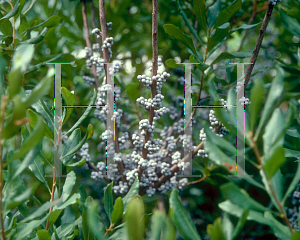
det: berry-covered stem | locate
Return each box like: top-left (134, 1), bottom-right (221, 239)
top-left (250, 135), bottom-right (293, 233)
top-left (138, 0), bottom-right (159, 180)
top-left (237, 4), bottom-right (274, 100)
top-left (82, 0), bottom-right (100, 90)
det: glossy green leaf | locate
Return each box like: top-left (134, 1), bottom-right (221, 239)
top-left (220, 182), bottom-right (269, 212)
top-left (221, 213), bottom-right (233, 240)
top-left (6, 115), bottom-right (45, 166)
top-left (150, 210), bottom-right (164, 240)
top-left (111, 197), bottom-right (123, 224)
top-left (207, 217), bottom-right (226, 240)
top-left (61, 128), bottom-right (81, 164)
top-left (165, 59), bottom-right (183, 69)
top-left (104, 182), bottom-right (114, 222)
top-left (37, 230), bottom-right (51, 240)
top-left (21, 201), bottom-right (54, 223)
top-left (163, 24), bottom-right (199, 58)
top-left (214, 0), bottom-right (241, 28)
top-left (161, 217), bottom-right (176, 240)
top-left (280, 9), bottom-right (300, 38)
top-left (249, 78), bottom-right (265, 132)
top-left (231, 209), bottom-right (249, 240)
top-left (193, 0), bottom-right (207, 34)
top-left (263, 108), bottom-right (285, 155)
top-left (255, 67), bottom-right (284, 141)
top-left (0, 1), bottom-right (20, 21)
top-left (281, 163), bottom-right (300, 205)
top-left (61, 124), bottom-right (93, 162)
top-left (211, 51), bottom-right (252, 65)
top-left (178, 0), bottom-right (203, 46)
top-left (122, 176), bottom-right (139, 213)
top-left (62, 87), bottom-right (75, 125)
top-left (231, 22), bottom-right (261, 32)
top-left (207, 0), bottom-right (221, 28)
top-left (262, 147), bottom-right (285, 179)
top-left (62, 171), bottom-right (76, 202)
top-left (125, 196), bottom-right (145, 240)
top-left (169, 189), bottom-right (202, 240)
top-left (27, 109), bottom-right (53, 140)
top-left (29, 155), bottom-right (51, 193)
top-left (24, 69), bottom-right (54, 107)
top-left (207, 23), bottom-right (230, 53)
top-left (284, 148), bottom-right (300, 158)
top-left (64, 88), bottom-right (97, 135)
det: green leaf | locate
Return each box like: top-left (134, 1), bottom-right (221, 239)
top-left (291, 231), bottom-right (300, 240)
top-left (221, 213), bottom-right (233, 240)
top-left (111, 197), bottom-right (123, 224)
top-left (62, 171), bottom-right (76, 202)
top-left (29, 155), bottom-right (51, 193)
top-left (56, 216), bottom-right (81, 239)
top-left (219, 200), bottom-right (291, 240)
top-left (178, 0), bottom-right (203, 46)
top-left (220, 182), bottom-right (269, 212)
top-left (61, 124), bottom-right (93, 162)
top-left (286, 128), bottom-right (300, 139)
top-left (281, 163), bottom-right (300, 205)
top-left (207, 23), bottom-right (230, 53)
top-left (255, 67), bottom-right (284, 140)
top-left (150, 210), bottom-right (164, 240)
top-left (19, 14), bottom-right (28, 33)
top-left (280, 9), bottom-right (300, 38)
top-left (231, 209), bottom-right (249, 240)
top-left (14, 215), bottom-right (48, 240)
top-left (169, 189), bottom-right (202, 240)
top-left (207, 217), bottom-right (226, 240)
top-left (165, 59), bottom-right (183, 69)
top-left (104, 182), bottom-right (114, 222)
top-left (6, 115), bottom-right (45, 166)
top-left (62, 129), bottom-right (81, 164)
top-left (0, 1), bottom-right (20, 21)
top-left (284, 148), bottom-right (300, 158)
top-left (163, 24), bottom-right (199, 58)
top-left (27, 109), bottom-right (53, 140)
top-left (161, 217), bottom-right (176, 240)
top-left (263, 108), bottom-right (286, 155)
top-left (24, 69), bottom-right (54, 107)
top-left (62, 87), bottom-right (75, 125)
top-left (193, 0), bottom-right (207, 34)
top-left (37, 230), bottom-right (51, 240)
top-left (249, 78), bottom-right (264, 132)
top-left (122, 176), bottom-right (139, 213)
top-left (125, 196), bottom-right (145, 240)
top-left (11, 44), bottom-right (34, 72)
top-left (207, 0), bottom-right (221, 28)
top-left (231, 22), bottom-right (261, 32)
top-left (213, 0), bottom-right (241, 28)
top-left (21, 201), bottom-right (55, 223)
top-left (262, 147), bottom-right (285, 179)
top-left (64, 88), bottom-right (97, 135)
top-left (21, 27), bottom-right (48, 44)
top-left (211, 51), bottom-right (252, 65)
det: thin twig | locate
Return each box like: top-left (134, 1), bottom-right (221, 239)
top-left (237, 4), bottom-right (274, 100)
top-left (184, 174), bottom-right (206, 186)
top-left (46, 167), bottom-right (56, 231)
top-left (0, 96), bottom-right (7, 240)
top-left (82, 0), bottom-right (100, 90)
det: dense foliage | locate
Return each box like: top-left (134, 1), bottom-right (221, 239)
top-left (0, 0), bottom-right (300, 239)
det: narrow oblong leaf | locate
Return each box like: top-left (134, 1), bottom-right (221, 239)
top-left (249, 78), bottom-right (264, 132)
top-left (213, 0), bottom-right (241, 28)
top-left (62, 87), bottom-right (75, 125)
top-left (111, 197), bottom-right (124, 224)
top-left (122, 176), bottom-right (139, 213)
top-left (169, 189), bottom-right (202, 240)
top-left (193, 0), bottom-right (207, 34)
top-left (104, 182), bottom-right (114, 222)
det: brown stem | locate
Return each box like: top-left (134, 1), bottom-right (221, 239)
top-left (237, 4), bottom-right (274, 100)
top-left (0, 96), bottom-right (7, 240)
top-left (250, 135), bottom-right (293, 233)
top-left (90, 1), bottom-right (103, 58)
top-left (99, 0), bottom-right (110, 65)
top-left (138, 0), bottom-right (159, 180)
top-left (184, 174), bottom-right (206, 186)
top-left (46, 167), bottom-right (56, 231)
top-left (82, 0), bottom-right (100, 90)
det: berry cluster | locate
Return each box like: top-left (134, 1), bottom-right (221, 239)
top-left (102, 37), bottom-right (113, 58)
top-left (109, 62), bottom-right (123, 75)
top-left (111, 109), bottom-right (123, 127)
top-left (106, 22), bottom-right (113, 30)
top-left (137, 74), bottom-right (152, 89)
top-left (83, 76), bottom-right (95, 86)
top-left (91, 28), bottom-right (101, 38)
top-left (137, 94), bottom-right (164, 110)
top-left (154, 107), bottom-right (169, 120)
top-left (139, 119), bottom-right (155, 134)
